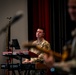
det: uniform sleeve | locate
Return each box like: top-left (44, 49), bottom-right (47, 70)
top-left (42, 41), bottom-right (51, 50)
top-left (38, 41), bottom-right (51, 61)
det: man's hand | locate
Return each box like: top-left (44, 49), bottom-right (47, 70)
top-left (22, 59), bottom-right (33, 64)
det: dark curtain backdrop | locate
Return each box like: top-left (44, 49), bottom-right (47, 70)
top-left (28, 0), bottom-right (76, 55)
top-left (28, 0), bottom-right (51, 43)
top-left (50, 0), bottom-right (76, 54)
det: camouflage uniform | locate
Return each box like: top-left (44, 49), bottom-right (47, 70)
top-left (30, 39), bottom-right (51, 62)
top-left (28, 39), bottom-right (51, 75)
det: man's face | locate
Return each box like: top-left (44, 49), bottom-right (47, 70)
top-left (68, 0), bottom-right (76, 21)
top-left (36, 29), bottom-right (44, 38)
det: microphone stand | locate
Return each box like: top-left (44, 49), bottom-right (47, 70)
top-left (6, 17), bottom-right (15, 75)
top-left (7, 17), bottom-right (11, 51)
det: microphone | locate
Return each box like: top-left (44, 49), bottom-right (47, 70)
top-left (0, 11), bottom-right (23, 35)
top-left (11, 11), bottom-right (23, 24)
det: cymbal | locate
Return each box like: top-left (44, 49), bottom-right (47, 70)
top-left (22, 42), bottom-right (50, 55)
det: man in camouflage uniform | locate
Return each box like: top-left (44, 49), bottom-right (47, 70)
top-left (22, 28), bottom-right (51, 75)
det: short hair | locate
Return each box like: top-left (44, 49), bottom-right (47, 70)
top-left (37, 27), bottom-right (45, 33)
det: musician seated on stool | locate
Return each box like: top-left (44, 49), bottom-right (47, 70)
top-left (22, 27), bottom-right (51, 75)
